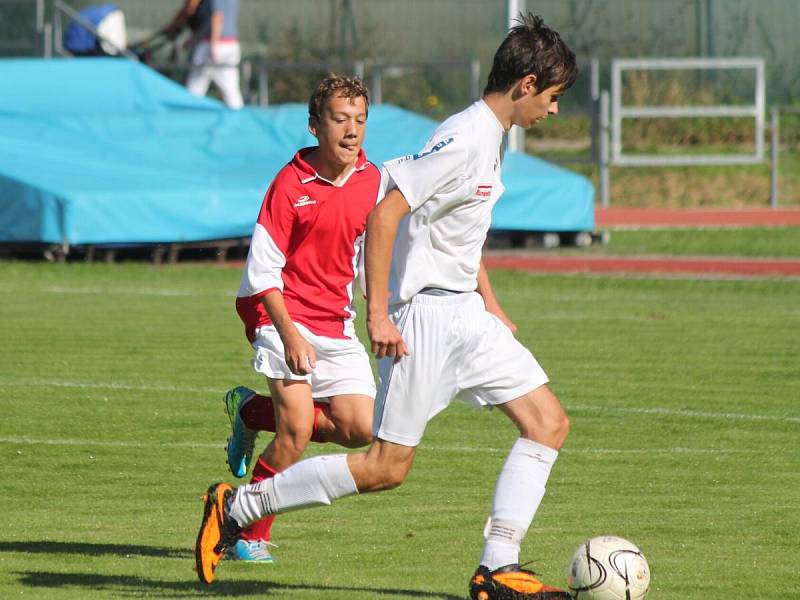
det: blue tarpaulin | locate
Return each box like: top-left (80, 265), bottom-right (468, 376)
top-left (0, 58), bottom-right (594, 246)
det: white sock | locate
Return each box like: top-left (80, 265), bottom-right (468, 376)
top-left (480, 438), bottom-right (558, 570)
top-left (229, 454), bottom-right (357, 528)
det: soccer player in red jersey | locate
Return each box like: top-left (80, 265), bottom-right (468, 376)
top-left (221, 75), bottom-right (381, 562)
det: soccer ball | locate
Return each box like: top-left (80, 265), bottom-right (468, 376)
top-left (566, 535), bottom-right (650, 600)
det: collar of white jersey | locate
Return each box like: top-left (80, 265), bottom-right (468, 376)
top-left (476, 99), bottom-right (506, 134)
top-left (292, 146), bottom-right (370, 186)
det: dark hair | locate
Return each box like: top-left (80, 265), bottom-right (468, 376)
top-left (308, 74), bottom-right (370, 123)
top-left (484, 13), bottom-right (578, 95)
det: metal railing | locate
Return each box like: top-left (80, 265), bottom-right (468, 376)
top-left (597, 57), bottom-right (768, 207)
top-left (611, 57), bottom-right (766, 167)
top-left (769, 106), bottom-right (800, 208)
top-left (247, 59), bottom-right (366, 106)
top-left (368, 59), bottom-right (481, 106)
top-left (240, 58), bottom-right (481, 108)
top-left (144, 57), bottom-right (482, 112)
top-left (0, 0), bottom-right (47, 56)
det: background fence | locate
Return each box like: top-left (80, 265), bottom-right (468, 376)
top-left (2, 0), bottom-right (797, 206)
top-left (3, 0), bottom-right (800, 111)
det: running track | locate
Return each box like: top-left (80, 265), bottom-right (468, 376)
top-left (224, 208), bottom-right (800, 277)
top-left (485, 207), bottom-right (800, 278)
top-left (595, 207), bottom-right (800, 229)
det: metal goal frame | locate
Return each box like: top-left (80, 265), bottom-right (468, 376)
top-left (610, 57), bottom-right (766, 167)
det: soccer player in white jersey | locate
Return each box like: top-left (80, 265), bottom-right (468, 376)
top-left (218, 75), bottom-right (381, 564)
top-left (195, 14), bottom-right (578, 598)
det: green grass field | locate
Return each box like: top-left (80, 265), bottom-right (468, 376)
top-left (491, 227), bottom-right (800, 259)
top-left (1, 261), bottom-right (798, 599)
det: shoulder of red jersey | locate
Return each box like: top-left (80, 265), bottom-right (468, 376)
top-left (361, 160), bottom-right (382, 180)
top-left (260, 159), bottom-right (307, 206)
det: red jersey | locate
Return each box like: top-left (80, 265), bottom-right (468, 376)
top-left (236, 147), bottom-right (382, 342)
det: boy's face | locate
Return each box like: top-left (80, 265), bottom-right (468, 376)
top-left (515, 82), bottom-right (563, 129)
top-left (309, 93), bottom-right (367, 169)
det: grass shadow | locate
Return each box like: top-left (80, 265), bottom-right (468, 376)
top-left (14, 571), bottom-right (464, 599)
top-left (0, 540), bottom-right (190, 559)
top-left (4, 540), bottom-right (462, 599)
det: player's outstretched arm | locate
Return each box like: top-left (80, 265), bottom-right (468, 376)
top-left (365, 189), bottom-right (411, 361)
top-left (477, 259), bottom-right (518, 335)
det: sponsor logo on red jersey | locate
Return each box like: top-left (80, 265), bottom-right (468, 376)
top-left (294, 195), bottom-right (316, 207)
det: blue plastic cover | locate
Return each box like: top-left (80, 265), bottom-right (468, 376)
top-left (0, 58), bottom-right (594, 246)
top-left (65, 4), bottom-right (120, 54)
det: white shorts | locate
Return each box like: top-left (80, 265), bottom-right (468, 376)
top-left (251, 322), bottom-right (375, 400)
top-left (373, 292), bottom-right (549, 446)
top-left (186, 40), bottom-right (244, 109)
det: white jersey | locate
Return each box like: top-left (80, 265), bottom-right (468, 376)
top-left (382, 100), bottom-right (506, 304)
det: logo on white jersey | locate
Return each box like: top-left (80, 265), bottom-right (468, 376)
top-left (411, 137), bottom-right (454, 161)
top-left (475, 185), bottom-right (492, 198)
top-left (294, 195), bottom-right (317, 207)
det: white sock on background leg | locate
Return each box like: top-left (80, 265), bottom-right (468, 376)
top-left (480, 438), bottom-right (558, 570)
top-left (229, 454), bottom-right (357, 527)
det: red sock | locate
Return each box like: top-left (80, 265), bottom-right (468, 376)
top-left (310, 402), bottom-right (327, 443)
top-left (239, 458), bottom-right (278, 542)
top-left (240, 394), bottom-right (276, 431)
top-left (240, 394), bottom-right (329, 442)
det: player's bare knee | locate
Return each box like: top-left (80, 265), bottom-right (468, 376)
top-left (545, 410), bottom-right (569, 435)
top-left (541, 412), bottom-right (569, 449)
top-left (553, 413), bottom-right (570, 448)
top-left (356, 450), bottom-right (412, 491)
top-left (518, 411), bottom-right (569, 450)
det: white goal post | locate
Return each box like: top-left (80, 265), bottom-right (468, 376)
top-left (610, 57), bottom-right (766, 167)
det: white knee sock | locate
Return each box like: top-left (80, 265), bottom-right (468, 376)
top-left (228, 454), bottom-right (358, 528)
top-left (480, 438), bottom-right (558, 570)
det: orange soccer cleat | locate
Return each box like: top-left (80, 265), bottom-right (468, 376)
top-left (194, 482), bottom-right (241, 584)
top-left (469, 564), bottom-right (573, 600)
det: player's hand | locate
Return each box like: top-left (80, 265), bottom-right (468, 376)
top-left (367, 314), bottom-right (409, 363)
top-left (282, 330), bottom-right (316, 375)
